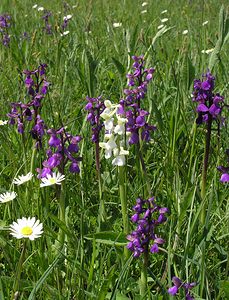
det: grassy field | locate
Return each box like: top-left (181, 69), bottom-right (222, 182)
top-left (0, 0), bottom-right (228, 299)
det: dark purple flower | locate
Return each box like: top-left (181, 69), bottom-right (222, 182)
top-left (127, 197), bottom-right (168, 258)
top-left (0, 14), bottom-right (11, 46)
top-left (8, 64), bottom-right (49, 149)
top-left (193, 71), bottom-right (225, 124)
top-left (168, 286), bottom-right (178, 296)
top-left (217, 150), bottom-right (229, 183)
top-left (49, 134), bottom-right (61, 147)
top-left (168, 276), bottom-right (196, 299)
top-left (38, 127), bottom-right (82, 177)
top-left (120, 56), bottom-right (156, 144)
top-left (85, 96), bottom-right (105, 143)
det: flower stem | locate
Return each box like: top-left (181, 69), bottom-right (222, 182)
top-left (118, 166), bottom-right (129, 258)
top-left (200, 115), bottom-right (212, 298)
top-left (200, 116), bottom-right (212, 211)
top-left (95, 141), bottom-right (105, 229)
top-left (140, 251), bottom-right (149, 297)
top-left (56, 184), bottom-right (66, 252)
top-left (12, 241), bottom-right (26, 299)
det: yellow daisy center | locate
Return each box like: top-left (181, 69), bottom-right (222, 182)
top-left (49, 178), bottom-right (57, 184)
top-left (21, 226), bottom-right (33, 236)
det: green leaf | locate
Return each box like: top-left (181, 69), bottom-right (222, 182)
top-left (28, 254), bottom-right (64, 300)
top-left (219, 281), bottom-right (229, 298)
top-left (112, 58), bottom-right (125, 75)
top-left (84, 231), bottom-right (127, 246)
top-left (145, 26), bottom-right (174, 59)
top-left (97, 265), bottom-right (116, 300)
top-left (209, 5), bottom-right (229, 71)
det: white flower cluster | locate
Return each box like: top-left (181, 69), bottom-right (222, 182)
top-left (99, 100), bottom-right (129, 166)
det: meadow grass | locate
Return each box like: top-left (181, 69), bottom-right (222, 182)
top-left (0, 0), bottom-right (228, 299)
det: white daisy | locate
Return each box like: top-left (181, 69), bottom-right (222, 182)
top-left (202, 21), bottom-right (208, 26)
top-left (141, 10), bottom-right (147, 14)
top-left (142, 2), bottom-right (148, 7)
top-left (157, 24), bottom-right (164, 30)
top-left (60, 31), bottom-right (70, 36)
top-left (113, 22), bottom-right (122, 28)
top-left (161, 10), bottom-right (168, 14)
top-left (32, 4), bottom-right (38, 9)
top-left (40, 172), bottom-right (65, 187)
top-left (63, 15), bottom-right (72, 21)
top-left (0, 120), bottom-right (8, 126)
top-left (0, 191), bottom-right (17, 203)
top-left (37, 7), bottom-right (44, 11)
top-left (182, 30), bottom-right (188, 35)
top-left (12, 172), bottom-right (33, 186)
top-left (201, 48), bottom-right (214, 54)
top-left (161, 18), bottom-right (168, 23)
top-left (9, 217), bottom-right (43, 240)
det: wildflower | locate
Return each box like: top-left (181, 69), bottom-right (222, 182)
top-left (120, 55), bottom-right (156, 145)
top-left (42, 11), bottom-right (52, 34)
top-left (202, 21), bottom-right (208, 26)
top-left (158, 24), bottom-right (164, 29)
top-left (85, 96), bottom-right (105, 143)
top-left (0, 191), bottom-right (17, 203)
top-left (38, 7), bottom-right (44, 11)
top-left (60, 31), bottom-right (70, 36)
top-left (12, 172), bottom-right (33, 185)
top-left (37, 128), bottom-right (82, 177)
top-left (182, 30), bottom-right (188, 35)
top-left (127, 197), bottom-right (168, 257)
top-left (141, 10), bottom-right (147, 14)
top-left (63, 15), bottom-right (72, 21)
top-left (217, 150), bottom-right (229, 183)
top-left (0, 14), bottom-right (11, 46)
top-left (32, 4), bottom-right (38, 9)
top-left (0, 120), bottom-right (7, 125)
top-left (192, 71), bottom-right (225, 124)
top-left (142, 2), bottom-right (148, 6)
top-left (201, 48), bottom-right (214, 54)
top-left (9, 217), bottom-right (43, 240)
top-left (168, 276), bottom-right (196, 299)
top-left (161, 10), bottom-right (168, 14)
top-left (113, 22), bottom-right (122, 28)
top-left (7, 64), bottom-right (49, 149)
top-left (40, 172), bottom-right (65, 187)
top-left (100, 100), bottom-right (129, 165)
top-left (161, 18), bottom-right (168, 23)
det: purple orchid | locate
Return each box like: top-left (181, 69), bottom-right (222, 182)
top-left (7, 64), bottom-right (49, 148)
top-left (168, 276), bottom-right (196, 299)
top-left (37, 127), bottom-right (82, 178)
top-left (193, 71), bottom-right (225, 125)
top-left (120, 55), bottom-right (156, 144)
top-left (217, 149), bottom-right (229, 183)
top-left (42, 11), bottom-right (52, 35)
top-left (127, 197), bottom-right (168, 258)
top-left (85, 96), bottom-right (105, 143)
top-left (0, 14), bottom-right (11, 46)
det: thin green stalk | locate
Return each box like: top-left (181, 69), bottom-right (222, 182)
top-left (95, 141), bottom-right (105, 229)
top-left (139, 251), bottom-right (148, 297)
top-left (118, 166), bottom-right (129, 258)
top-left (30, 146), bottom-right (36, 174)
top-left (200, 116), bottom-right (212, 298)
top-left (56, 184), bottom-right (66, 253)
top-left (12, 241), bottom-right (26, 300)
